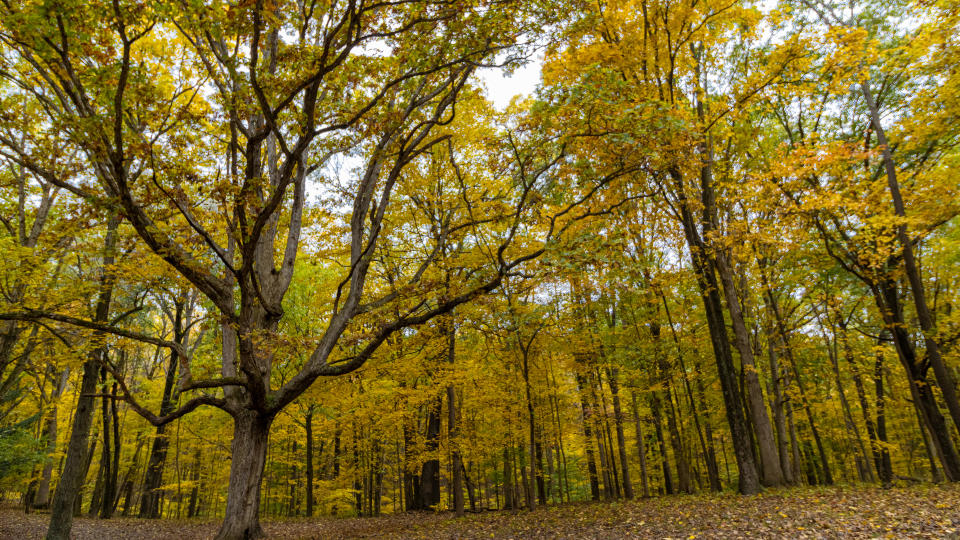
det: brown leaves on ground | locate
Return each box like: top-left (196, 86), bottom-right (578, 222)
top-left (2, 485), bottom-right (959, 539)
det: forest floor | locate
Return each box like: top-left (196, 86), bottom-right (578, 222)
top-left (2, 485), bottom-right (959, 539)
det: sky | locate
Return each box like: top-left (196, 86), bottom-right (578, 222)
top-left (476, 54), bottom-right (543, 110)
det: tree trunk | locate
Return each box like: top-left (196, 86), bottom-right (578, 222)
top-left (47, 216), bottom-right (119, 540)
top-left (789, 359), bottom-right (833, 485)
top-left (419, 398), bottom-right (441, 510)
top-left (305, 411), bottom-right (314, 516)
top-left (875, 278), bottom-right (960, 479)
top-left (607, 368), bottom-right (633, 499)
top-left (766, 334), bottom-right (793, 484)
top-left (214, 410), bottom-right (272, 540)
top-left (502, 447), bottom-right (515, 510)
top-left (140, 346), bottom-right (181, 518)
top-left (520, 349), bottom-right (538, 510)
top-left (826, 334), bottom-right (873, 482)
top-left (862, 80), bottom-right (960, 437)
top-left (575, 372), bottom-right (601, 500)
top-left (649, 392), bottom-right (673, 495)
top-left (659, 289), bottom-right (721, 491)
top-left (630, 392), bottom-right (651, 497)
top-left (714, 251), bottom-right (783, 487)
top-left (34, 404), bottom-right (58, 509)
top-left (96, 368), bottom-right (117, 519)
top-left (46, 360), bottom-right (98, 540)
top-left (873, 344), bottom-right (893, 487)
top-left (446, 320), bottom-right (465, 517)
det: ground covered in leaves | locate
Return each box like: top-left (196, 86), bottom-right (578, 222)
top-left (2, 485), bottom-right (959, 539)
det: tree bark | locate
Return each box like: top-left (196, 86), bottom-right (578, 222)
top-left (47, 215), bottom-right (119, 540)
top-left (861, 80), bottom-right (960, 436)
top-left (873, 343), bottom-right (893, 487)
top-left (575, 372), bottom-right (601, 500)
top-left (46, 360), bottom-right (99, 540)
top-left (606, 368), bottom-right (634, 499)
top-left (305, 411), bottom-right (314, 516)
top-left (419, 398), bottom-right (442, 510)
top-left (789, 359), bottom-right (833, 485)
top-left (630, 392), bottom-right (651, 497)
top-left (214, 410), bottom-right (272, 540)
top-left (714, 251), bottom-right (783, 487)
top-left (874, 278), bottom-right (960, 479)
top-left (649, 392), bottom-right (673, 495)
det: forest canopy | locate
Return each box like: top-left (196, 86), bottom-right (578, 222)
top-left (0, 0), bottom-right (959, 539)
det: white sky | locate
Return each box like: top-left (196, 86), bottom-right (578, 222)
top-left (477, 54), bottom-right (543, 110)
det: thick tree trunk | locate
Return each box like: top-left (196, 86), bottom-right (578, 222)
top-left (678, 222), bottom-right (761, 493)
top-left (45, 360), bottom-right (98, 540)
top-left (214, 410), bottom-right (272, 540)
top-left (47, 216), bottom-right (118, 539)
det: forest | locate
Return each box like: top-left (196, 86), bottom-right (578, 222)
top-left (0, 0), bottom-right (959, 538)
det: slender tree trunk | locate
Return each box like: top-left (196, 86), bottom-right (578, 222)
top-left (665, 388), bottom-right (692, 493)
top-left (34, 402), bottom-right (58, 509)
top-left (875, 279), bottom-right (960, 480)
top-left (140, 345), bottom-right (181, 518)
top-left (520, 349), bottom-right (539, 510)
top-left (575, 372), bottom-right (601, 500)
top-left (305, 411), bottom-right (314, 516)
top-left (630, 392), bottom-right (651, 497)
top-left (862, 80), bottom-right (960, 436)
top-left (109, 384), bottom-right (121, 515)
top-left (789, 360), bottom-right (833, 485)
top-left (96, 367), bottom-right (116, 518)
top-left (649, 392), bottom-right (673, 495)
top-left (607, 368), bottom-right (634, 499)
top-left (826, 335), bottom-right (872, 482)
top-left (766, 334), bottom-right (793, 484)
top-left (659, 289), bottom-right (720, 491)
top-left (187, 447), bottom-right (201, 518)
top-left (419, 398), bottom-right (442, 510)
top-left (841, 324), bottom-right (888, 484)
top-left (448, 385), bottom-right (464, 515)
top-left (874, 344), bottom-right (893, 487)
top-left (714, 251), bottom-right (783, 487)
